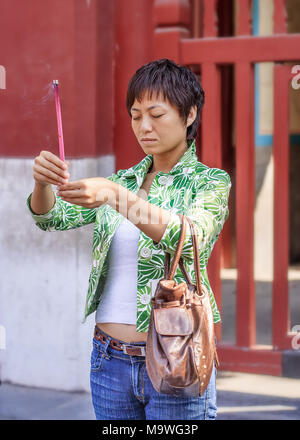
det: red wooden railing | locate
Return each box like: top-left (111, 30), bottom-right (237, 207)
top-left (154, 0), bottom-right (300, 375)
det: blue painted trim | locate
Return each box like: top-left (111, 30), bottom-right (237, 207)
top-left (253, 0), bottom-right (300, 147)
top-left (255, 135), bottom-right (300, 148)
top-left (254, 0), bottom-right (262, 147)
top-left (253, 0), bottom-right (259, 36)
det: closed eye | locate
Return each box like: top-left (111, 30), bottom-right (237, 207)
top-left (132, 114), bottom-right (164, 121)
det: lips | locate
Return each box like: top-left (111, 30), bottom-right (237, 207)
top-left (141, 138), bottom-right (157, 142)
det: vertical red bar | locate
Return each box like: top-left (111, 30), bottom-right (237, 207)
top-left (203, 0), bottom-right (218, 37)
top-left (201, 0), bottom-right (222, 340)
top-left (236, 0), bottom-right (252, 35)
top-left (114, 0), bottom-right (155, 171)
top-left (235, 61), bottom-right (256, 347)
top-left (273, 0), bottom-right (288, 34)
top-left (191, 0), bottom-right (202, 38)
top-left (272, 64), bottom-right (290, 350)
top-left (154, 0), bottom-right (191, 62)
top-left (201, 64), bottom-right (222, 166)
top-left (201, 62), bottom-right (222, 340)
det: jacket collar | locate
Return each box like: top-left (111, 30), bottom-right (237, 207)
top-left (117, 139), bottom-right (198, 179)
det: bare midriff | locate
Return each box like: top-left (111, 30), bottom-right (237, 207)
top-left (97, 172), bottom-right (157, 344)
top-left (96, 323), bottom-right (148, 343)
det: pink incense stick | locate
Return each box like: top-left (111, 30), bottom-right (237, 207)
top-left (52, 80), bottom-right (65, 162)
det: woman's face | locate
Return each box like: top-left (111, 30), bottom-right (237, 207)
top-left (130, 91), bottom-right (196, 155)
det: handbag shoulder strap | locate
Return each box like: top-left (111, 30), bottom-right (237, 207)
top-left (185, 216), bottom-right (202, 294)
top-left (165, 214), bottom-right (203, 295)
top-left (165, 213), bottom-right (187, 280)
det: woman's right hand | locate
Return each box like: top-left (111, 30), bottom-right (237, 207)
top-left (33, 150), bottom-right (71, 187)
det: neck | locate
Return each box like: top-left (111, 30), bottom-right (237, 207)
top-left (148, 140), bottom-right (188, 174)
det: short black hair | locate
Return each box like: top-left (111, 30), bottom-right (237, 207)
top-left (126, 58), bottom-right (205, 140)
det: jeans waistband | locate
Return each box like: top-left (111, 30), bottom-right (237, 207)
top-left (93, 325), bottom-right (147, 357)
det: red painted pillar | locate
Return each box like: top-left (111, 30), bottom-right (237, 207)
top-left (200, 0), bottom-right (223, 341)
top-left (235, 1), bottom-right (256, 348)
top-left (154, 0), bottom-right (191, 62)
top-left (272, 65), bottom-right (290, 350)
top-left (114, 0), bottom-right (155, 172)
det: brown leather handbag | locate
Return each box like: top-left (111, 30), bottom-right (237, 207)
top-left (146, 213), bottom-right (219, 397)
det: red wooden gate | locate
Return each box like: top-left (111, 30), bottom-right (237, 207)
top-left (154, 0), bottom-right (300, 375)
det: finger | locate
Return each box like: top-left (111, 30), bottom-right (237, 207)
top-left (58, 180), bottom-right (83, 190)
top-left (35, 162), bottom-right (69, 184)
top-left (41, 150), bottom-right (69, 171)
top-left (34, 171), bottom-right (64, 186)
top-left (37, 156), bottom-right (70, 180)
top-left (57, 189), bottom-right (84, 198)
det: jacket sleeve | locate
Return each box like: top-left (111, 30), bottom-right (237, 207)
top-left (152, 169), bottom-right (232, 262)
top-left (26, 174), bottom-right (118, 232)
top-left (26, 192), bottom-right (98, 232)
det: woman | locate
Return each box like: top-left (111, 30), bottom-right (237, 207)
top-left (27, 59), bottom-right (231, 420)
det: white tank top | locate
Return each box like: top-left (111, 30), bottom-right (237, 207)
top-left (95, 216), bottom-right (140, 325)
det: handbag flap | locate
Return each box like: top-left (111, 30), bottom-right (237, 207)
top-left (154, 307), bottom-right (192, 336)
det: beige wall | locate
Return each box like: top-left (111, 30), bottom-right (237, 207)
top-left (0, 155), bottom-right (115, 391)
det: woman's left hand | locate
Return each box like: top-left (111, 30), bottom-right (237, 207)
top-left (57, 177), bottom-right (115, 209)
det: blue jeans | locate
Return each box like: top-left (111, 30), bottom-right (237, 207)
top-left (90, 329), bottom-right (217, 420)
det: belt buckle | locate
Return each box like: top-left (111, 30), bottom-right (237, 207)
top-left (122, 344), bottom-right (146, 357)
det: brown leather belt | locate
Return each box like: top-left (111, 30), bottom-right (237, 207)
top-left (94, 325), bottom-right (146, 357)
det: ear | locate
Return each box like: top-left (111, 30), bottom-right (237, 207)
top-left (186, 105), bottom-right (197, 128)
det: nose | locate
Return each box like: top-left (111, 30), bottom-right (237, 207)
top-left (140, 116), bottom-right (153, 134)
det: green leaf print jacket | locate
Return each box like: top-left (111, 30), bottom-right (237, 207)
top-left (26, 140), bottom-right (231, 332)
